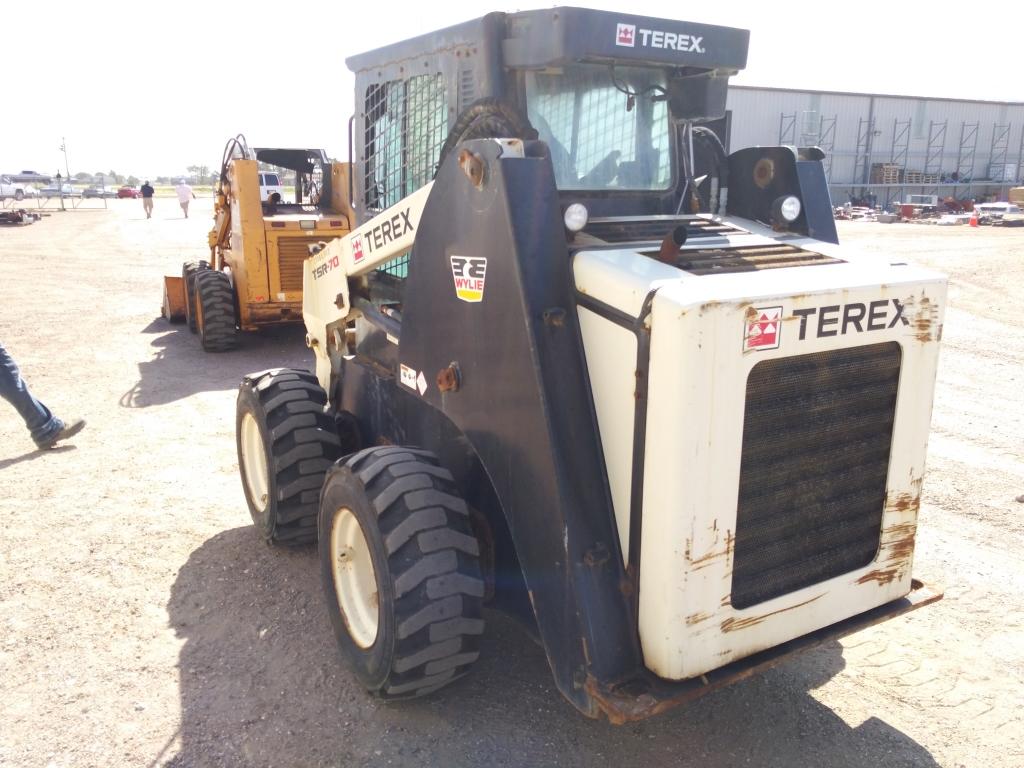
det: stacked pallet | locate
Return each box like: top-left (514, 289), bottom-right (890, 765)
top-left (901, 170), bottom-right (941, 184)
top-left (870, 163), bottom-right (902, 184)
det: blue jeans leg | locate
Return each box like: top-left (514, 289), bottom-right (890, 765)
top-left (0, 342), bottom-right (64, 446)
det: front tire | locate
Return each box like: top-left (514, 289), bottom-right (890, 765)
top-left (236, 369), bottom-right (341, 545)
top-left (194, 269), bottom-right (238, 351)
top-left (182, 260), bottom-right (208, 333)
top-left (319, 447), bottom-right (485, 699)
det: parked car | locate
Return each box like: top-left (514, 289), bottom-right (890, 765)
top-left (258, 172), bottom-right (283, 201)
top-left (82, 186), bottom-right (118, 199)
top-left (39, 183), bottom-right (76, 197)
top-left (0, 175), bottom-right (40, 200)
top-left (12, 171), bottom-right (51, 184)
top-left (117, 186), bottom-right (141, 199)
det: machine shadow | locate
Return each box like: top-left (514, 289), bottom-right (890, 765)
top-left (121, 318), bottom-right (312, 408)
top-left (166, 528), bottom-right (940, 768)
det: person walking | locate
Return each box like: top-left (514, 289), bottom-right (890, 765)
top-left (141, 180), bottom-right (155, 219)
top-left (175, 179), bottom-right (196, 218)
top-left (1, 341), bottom-right (85, 450)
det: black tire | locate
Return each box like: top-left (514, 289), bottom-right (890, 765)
top-left (14, 189), bottom-right (24, 201)
top-left (181, 260), bottom-right (209, 333)
top-left (236, 369), bottom-right (341, 545)
top-left (435, 98), bottom-right (536, 176)
top-left (319, 446), bottom-right (485, 699)
top-left (194, 269), bottom-right (238, 351)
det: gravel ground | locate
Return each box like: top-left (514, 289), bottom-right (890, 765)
top-left (0, 201), bottom-right (1021, 767)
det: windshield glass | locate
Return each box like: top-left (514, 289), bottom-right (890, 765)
top-left (525, 64), bottom-right (672, 191)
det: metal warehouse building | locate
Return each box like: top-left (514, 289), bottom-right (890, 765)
top-left (725, 85), bottom-right (1024, 206)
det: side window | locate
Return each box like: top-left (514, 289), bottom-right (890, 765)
top-left (363, 73), bottom-right (447, 214)
top-left (363, 73), bottom-right (448, 280)
top-left (265, 174), bottom-right (280, 186)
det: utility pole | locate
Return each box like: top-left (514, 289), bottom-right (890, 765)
top-left (60, 138), bottom-right (71, 180)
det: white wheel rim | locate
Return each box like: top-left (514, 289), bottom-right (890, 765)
top-left (240, 413), bottom-right (269, 513)
top-left (330, 507), bottom-right (379, 648)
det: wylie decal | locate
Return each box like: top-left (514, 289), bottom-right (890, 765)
top-left (615, 22), bottom-right (705, 53)
top-left (450, 256), bottom-right (487, 303)
top-left (744, 306), bottom-right (782, 351)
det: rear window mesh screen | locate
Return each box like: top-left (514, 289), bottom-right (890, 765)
top-left (363, 73), bottom-right (447, 213)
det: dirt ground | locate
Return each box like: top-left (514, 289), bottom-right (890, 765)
top-left (1, 200), bottom-right (1021, 768)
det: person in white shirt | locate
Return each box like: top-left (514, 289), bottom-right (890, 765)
top-left (175, 180), bottom-right (196, 218)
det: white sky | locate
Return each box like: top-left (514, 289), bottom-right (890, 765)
top-left (4, 0), bottom-right (1018, 178)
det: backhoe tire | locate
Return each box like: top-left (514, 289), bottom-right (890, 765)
top-left (319, 446), bottom-right (485, 699)
top-left (194, 269), bottom-right (238, 352)
top-left (182, 260), bottom-right (209, 333)
top-left (236, 369), bottom-right (342, 546)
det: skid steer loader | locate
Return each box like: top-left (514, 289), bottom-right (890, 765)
top-left (233, 8), bottom-right (946, 721)
top-left (162, 137), bottom-right (354, 351)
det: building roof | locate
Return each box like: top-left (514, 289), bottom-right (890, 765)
top-left (730, 83), bottom-right (1024, 108)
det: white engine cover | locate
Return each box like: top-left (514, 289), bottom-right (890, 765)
top-left (574, 217), bottom-right (946, 681)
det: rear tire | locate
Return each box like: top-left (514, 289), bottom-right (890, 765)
top-left (194, 269), bottom-right (238, 351)
top-left (182, 260), bottom-right (208, 333)
top-left (319, 447), bottom-right (485, 699)
top-left (236, 369), bottom-right (341, 545)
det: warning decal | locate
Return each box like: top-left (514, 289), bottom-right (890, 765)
top-left (450, 256), bottom-right (487, 303)
top-left (744, 306), bottom-right (783, 351)
top-left (351, 235), bottom-right (364, 263)
top-left (399, 364), bottom-right (417, 390)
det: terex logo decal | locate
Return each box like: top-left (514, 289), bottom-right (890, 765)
top-left (450, 256), bottom-right (487, 303)
top-left (745, 306), bottom-right (782, 351)
top-left (615, 21), bottom-right (705, 53)
top-left (616, 23), bottom-right (636, 47)
top-left (354, 208), bottom-right (415, 261)
top-left (794, 299), bottom-right (909, 339)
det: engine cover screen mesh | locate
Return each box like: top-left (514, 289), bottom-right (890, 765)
top-left (730, 342), bottom-right (901, 610)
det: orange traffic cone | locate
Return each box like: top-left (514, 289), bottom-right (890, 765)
top-left (969, 211), bottom-right (978, 227)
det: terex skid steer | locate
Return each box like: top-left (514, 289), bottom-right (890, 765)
top-left (162, 136), bottom-right (354, 351)
top-left (233, 9), bottom-right (946, 721)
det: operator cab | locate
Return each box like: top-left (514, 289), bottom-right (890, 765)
top-left (252, 147), bottom-right (335, 215)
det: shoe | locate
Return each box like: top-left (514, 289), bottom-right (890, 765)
top-left (37, 418), bottom-right (86, 449)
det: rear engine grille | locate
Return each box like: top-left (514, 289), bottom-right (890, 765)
top-left (675, 244), bottom-right (842, 275)
top-left (731, 342), bottom-right (901, 610)
top-left (276, 236), bottom-right (323, 292)
top-left (583, 217), bottom-right (740, 243)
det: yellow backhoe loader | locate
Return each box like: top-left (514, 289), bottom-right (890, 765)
top-left (162, 135), bottom-right (354, 351)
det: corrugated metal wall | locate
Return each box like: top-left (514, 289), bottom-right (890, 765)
top-left (725, 86), bottom-right (1024, 201)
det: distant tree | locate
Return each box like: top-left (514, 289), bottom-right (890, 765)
top-left (127, 175), bottom-right (140, 186)
top-left (107, 169), bottom-right (124, 184)
top-left (156, 176), bottom-right (170, 184)
top-left (74, 172), bottom-right (91, 181)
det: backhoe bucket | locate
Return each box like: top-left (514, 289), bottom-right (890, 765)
top-left (162, 276), bottom-right (186, 323)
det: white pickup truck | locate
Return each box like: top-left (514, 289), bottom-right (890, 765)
top-left (0, 175), bottom-right (39, 200)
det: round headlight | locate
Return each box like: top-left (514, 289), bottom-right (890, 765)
top-left (772, 195), bottom-right (802, 224)
top-left (563, 203), bottom-right (589, 233)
